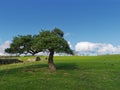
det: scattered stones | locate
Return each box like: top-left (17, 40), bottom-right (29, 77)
top-left (36, 56), bottom-right (41, 61)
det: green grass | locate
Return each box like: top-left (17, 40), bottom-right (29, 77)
top-left (1, 55), bottom-right (120, 90)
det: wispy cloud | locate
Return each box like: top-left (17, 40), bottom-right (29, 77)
top-left (68, 41), bottom-right (72, 49)
top-left (0, 41), bottom-right (11, 55)
top-left (75, 42), bottom-right (120, 55)
top-left (65, 33), bottom-right (70, 37)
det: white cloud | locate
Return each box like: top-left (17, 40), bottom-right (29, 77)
top-left (75, 42), bottom-right (96, 52)
top-left (0, 41), bottom-right (11, 55)
top-left (68, 41), bottom-right (72, 49)
top-left (65, 33), bottom-right (70, 37)
top-left (75, 42), bottom-right (120, 55)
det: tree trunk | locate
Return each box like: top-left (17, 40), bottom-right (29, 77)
top-left (48, 49), bottom-right (56, 71)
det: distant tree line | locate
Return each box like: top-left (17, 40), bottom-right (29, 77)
top-left (5, 28), bottom-right (73, 71)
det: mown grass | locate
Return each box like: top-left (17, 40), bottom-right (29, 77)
top-left (0, 55), bottom-right (120, 90)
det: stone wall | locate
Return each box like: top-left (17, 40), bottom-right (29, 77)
top-left (0, 59), bottom-right (23, 65)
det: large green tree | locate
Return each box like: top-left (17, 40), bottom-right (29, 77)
top-left (5, 28), bottom-right (73, 71)
top-left (34, 28), bottom-right (73, 71)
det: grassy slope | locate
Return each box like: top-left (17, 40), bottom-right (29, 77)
top-left (0, 55), bottom-right (120, 90)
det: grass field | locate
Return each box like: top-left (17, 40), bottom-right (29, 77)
top-left (0, 55), bottom-right (120, 90)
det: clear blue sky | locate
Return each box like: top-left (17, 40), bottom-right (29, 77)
top-left (0, 0), bottom-right (120, 48)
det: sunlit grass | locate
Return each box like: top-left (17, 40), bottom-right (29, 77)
top-left (0, 55), bottom-right (120, 90)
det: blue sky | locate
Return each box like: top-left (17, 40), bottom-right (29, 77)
top-left (0, 0), bottom-right (120, 55)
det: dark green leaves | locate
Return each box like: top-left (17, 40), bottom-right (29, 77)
top-left (35, 28), bottom-right (72, 54)
top-left (5, 28), bottom-right (73, 55)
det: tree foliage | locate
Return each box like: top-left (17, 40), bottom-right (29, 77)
top-left (5, 28), bottom-right (73, 71)
top-left (5, 35), bottom-right (39, 56)
top-left (34, 28), bottom-right (73, 71)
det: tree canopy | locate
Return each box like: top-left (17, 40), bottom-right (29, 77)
top-left (5, 28), bottom-right (73, 71)
top-left (5, 35), bottom-right (39, 56)
top-left (34, 28), bottom-right (73, 54)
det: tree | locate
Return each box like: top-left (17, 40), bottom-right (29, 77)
top-left (5, 28), bottom-right (73, 71)
top-left (34, 28), bottom-right (73, 71)
top-left (5, 35), bottom-right (39, 56)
